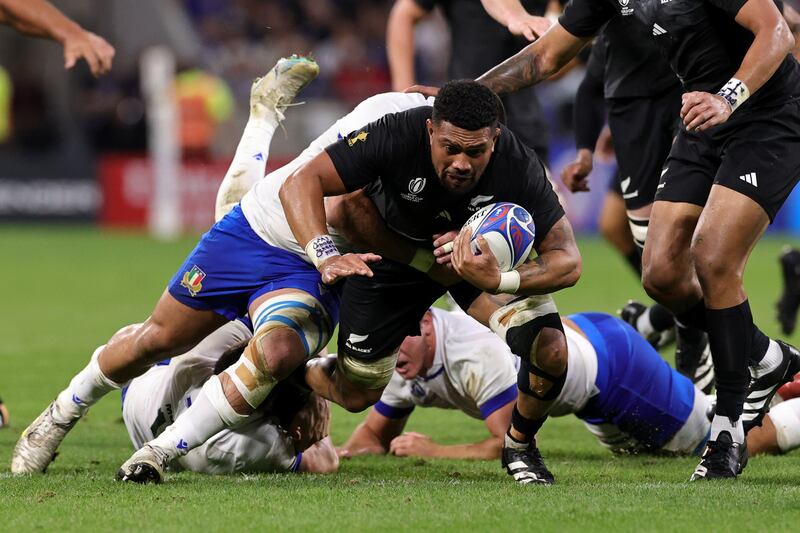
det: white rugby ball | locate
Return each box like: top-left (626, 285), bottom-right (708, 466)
top-left (464, 202), bottom-right (536, 272)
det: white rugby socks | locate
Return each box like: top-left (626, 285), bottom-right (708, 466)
top-left (53, 345), bottom-right (125, 424)
top-left (147, 375), bottom-right (248, 459)
top-left (710, 414), bottom-right (744, 444)
top-left (214, 116), bottom-right (277, 221)
top-left (750, 339), bottom-right (783, 379)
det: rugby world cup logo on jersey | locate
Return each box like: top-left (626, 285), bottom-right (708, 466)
top-left (181, 265), bottom-right (206, 297)
top-left (618, 0), bottom-right (634, 16)
top-left (401, 177), bottom-right (426, 203)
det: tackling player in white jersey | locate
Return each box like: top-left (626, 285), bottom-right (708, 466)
top-left (340, 308), bottom-right (800, 469)
top-left (121, 320), bottom-right (338, 476)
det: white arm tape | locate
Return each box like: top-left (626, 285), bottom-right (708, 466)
top-left (495, 270), bottom-right (521, 294)
top-left (717, 77), bottom-right (750, 113)
top-left (305, 235), bottom-right (340, 268)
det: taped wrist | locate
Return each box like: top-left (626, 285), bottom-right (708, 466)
top-left (518, 358), bottom-right (568, 401)
top-left (717, 77), bottom-right (750, 113)
top-left (305, 235), bottom-right (340, 268)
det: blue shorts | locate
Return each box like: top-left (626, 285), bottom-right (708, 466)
top-left (569, 312), bottom-right (695, 449)
top-left (167, 205), bottom-right (340, 324)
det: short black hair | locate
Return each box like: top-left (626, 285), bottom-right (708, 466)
top-left (432, 80), bottom-right (502, 131)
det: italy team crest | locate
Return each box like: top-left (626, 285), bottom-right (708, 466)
top-left (181, 265), bottom-right (206, 296)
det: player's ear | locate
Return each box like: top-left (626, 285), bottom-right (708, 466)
top-left (426, 118), bottom-right (435, 142)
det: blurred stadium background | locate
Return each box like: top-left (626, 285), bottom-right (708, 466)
top-left (4, 0), bottom-right (798, 237)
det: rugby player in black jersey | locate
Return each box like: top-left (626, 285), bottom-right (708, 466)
top-left (409, 0), bottom-right (800, 480)
top-left (561, 19), bottom-right (714, 391)
top-left (280, 80), bottom-right (582, 485)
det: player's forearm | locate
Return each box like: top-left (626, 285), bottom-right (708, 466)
top-left (386, 1), bottom-right (420, 91)
top-left (732, 7), bottom-right (794, 97)
top-left (476, 27), bottom-right (580, 96)
top-left (0, 0), bottom-right (82, 42)
top-left (280, 168), bottom-right (334, 249)
top-left (424, 437), bottom-right (502, 460)
top-left (517, 220), bottom-right (581, 294)
top-left (340, 423), bottom-right (390, 456)
top-left (574, 70), bottom-right (606, 152)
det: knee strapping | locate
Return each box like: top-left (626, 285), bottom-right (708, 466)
top-left (628, 215), bottom-right (649, 251)
top-left (337, 348), bottom-right (399, 390)
top-left (203, 374), bottom-right (248, 427)
top-left (518, 359), bottom-right (568, 401)
top-left (225, 293), bottom-right (334, 410)
top-left (489, 295), bottom-right (563, 365)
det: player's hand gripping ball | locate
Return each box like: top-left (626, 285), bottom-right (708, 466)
top-left (463, 203), bottom-right (535, 271)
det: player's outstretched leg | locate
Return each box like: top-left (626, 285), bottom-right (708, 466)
top-left (215, 55), bottom-right (319, 220)
top-left (619, 300), bottom-right (675, 348)
top-left (776, 247), bottom-right (800, 336)
top-left (12, 294), bottom-right (226, 474)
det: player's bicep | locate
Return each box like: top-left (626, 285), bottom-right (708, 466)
top-left (731, 0), bottom-right (785, 32)
top-left (534, 215), bottom-right (578, 257)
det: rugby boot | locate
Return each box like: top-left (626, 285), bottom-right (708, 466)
top-left (690, 431), bottom-right (748, 481)
top-left (11, 401), bottom-right (78, 474)
top-left (619, 300), bottom-right (675, 349)
top-left (502, 440), bottom-right (554, 485)
top-left (117, 443), bottom-right (171, 484)
top-left (776, 247), bottom-right (800, 336)
top-left (250, 55), bottom-right (319, 122)
top-left (743, 340), bottom-right (800, 433)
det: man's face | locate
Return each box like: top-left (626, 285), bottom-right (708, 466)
top-left (395, 313), bottom-right (435, 380)
top-left (428, 119), bottom-right (499, 195)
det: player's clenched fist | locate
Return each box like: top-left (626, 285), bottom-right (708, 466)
top-left (681, 91), bottom-right (731, 132)
top-left (318, 253), bottom-right (381, 285)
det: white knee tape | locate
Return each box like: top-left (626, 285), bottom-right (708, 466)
top-left (628, 215), bottom-right (649, 249)
top-left (768, 399), bottom-right (800, 453)
top-left (251, 292), bottom-right (334, 358)
top-left (203, 374), bottom-right (248, 427)
top-left (488, 295), bottom-right (558, 342)
top-left (337, 349), bottom-right (398, 390)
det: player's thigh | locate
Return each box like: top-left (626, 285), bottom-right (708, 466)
top-left (691, 185), bottom-right (769, 287)
top-left (608, 90), bottom-right (680, 212)
top-left (337, 260), bottom-right (445, 387)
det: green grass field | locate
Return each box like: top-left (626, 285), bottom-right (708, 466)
top-left (2, 227), bottom-right (800, 531)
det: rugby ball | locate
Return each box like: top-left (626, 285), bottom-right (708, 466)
top-left (464, 202), bottom-right (536, 271)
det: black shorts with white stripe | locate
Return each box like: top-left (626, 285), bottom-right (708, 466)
top-left (655, 99), bottom-right (800, 221)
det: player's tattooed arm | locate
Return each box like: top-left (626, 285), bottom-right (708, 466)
top-left (476, 24), bottom-right (589, 96)
top-left (516, 215), bottom-right (581, 294)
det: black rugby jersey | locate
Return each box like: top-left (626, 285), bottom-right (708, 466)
top-left (325, 106), bottom-right (564, 247)
top-left (560, 0), bottom-right (800, 111)
top-left (587, 15), bottom-right (680, 99)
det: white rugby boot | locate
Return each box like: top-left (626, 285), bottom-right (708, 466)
top-left (250, 55), bottom-right (319, 122)
top-left (116, 444), bottom-right (171, 484)
top-left (11, 401), bottom-right (78, 474)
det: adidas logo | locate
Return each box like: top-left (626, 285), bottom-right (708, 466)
top-left (652, 23), bottom-right (667, 35)
top-left (739, 172), bottom-right (758, 187)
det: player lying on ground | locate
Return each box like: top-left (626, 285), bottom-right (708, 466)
top-left (411, 0), bottom-right (800, 482)
top-left (339, 308), bottom-right (800, 464)
top-left (121, 320), bottom-right (337, 476)
top-left (0, 0), bottom-right (114, 76)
